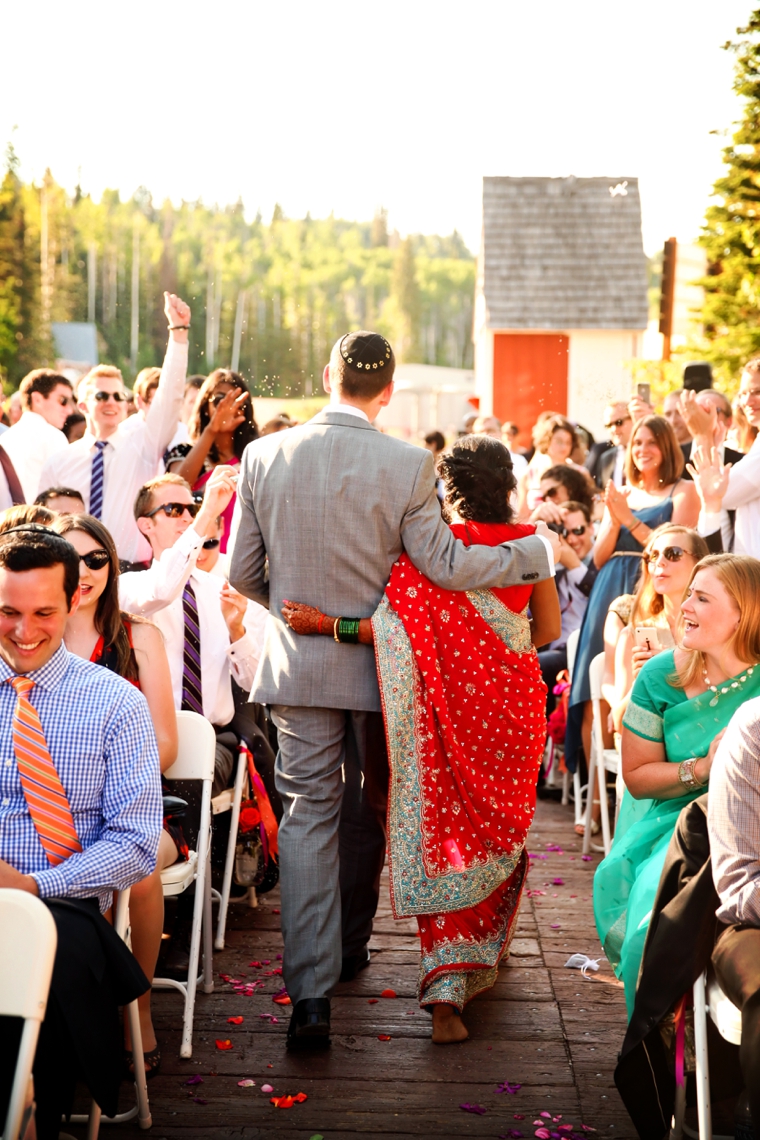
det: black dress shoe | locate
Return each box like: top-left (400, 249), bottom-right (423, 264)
top-left (286, 998), bottom-right (331, 1051)
top-left (339, 947), bottom-right (371, 982)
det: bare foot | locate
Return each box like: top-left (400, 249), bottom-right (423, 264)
top-left (431, 1003), bottom-right (468, 1044)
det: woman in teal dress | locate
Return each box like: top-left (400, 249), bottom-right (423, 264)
top-left (594, 553), bottom-right (760, 1015)
top-left (567, 415), bottom-right (699, 787)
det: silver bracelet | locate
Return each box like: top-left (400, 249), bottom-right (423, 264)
top-left (678, 758), bottom-right (706, 790)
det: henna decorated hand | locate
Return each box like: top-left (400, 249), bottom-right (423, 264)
top-left (281, 600), bottom-right (326, 635)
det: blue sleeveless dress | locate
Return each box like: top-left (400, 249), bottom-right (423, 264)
top-left (564, 494), bottom-right (675, 771)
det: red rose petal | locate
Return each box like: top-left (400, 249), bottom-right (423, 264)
top-left (377, 1034), bottom-right (392, 1041)
top-left (215, 1039), bottom-right (233, 1050)
top-left (227, 1016), bottom-right (244, 1024)
top-left (367, 998), bottom-right (379, 1004)
top-left (380, 988), bottom-right (397, 999)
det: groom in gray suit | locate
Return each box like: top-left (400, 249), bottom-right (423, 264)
top-left (230, 331), bottom-right (558, 1049)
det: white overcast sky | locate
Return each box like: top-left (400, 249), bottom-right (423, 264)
top-left (1, 0), bottom-right (753, 255)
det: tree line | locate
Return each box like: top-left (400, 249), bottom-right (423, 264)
top-left (0, 151), bottom-right (475, 394)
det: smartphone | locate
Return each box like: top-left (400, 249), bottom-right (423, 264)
top-left (634, 626), bottom-right (661, 652)
top-left (683, 362), bottom-right (714, 393)
top-left (636, 382), bottom-right (651, 406)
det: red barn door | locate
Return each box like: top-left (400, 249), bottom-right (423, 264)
top-left (492, 333), bottom-right (569, 450)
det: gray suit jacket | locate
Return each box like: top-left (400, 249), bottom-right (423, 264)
top-left (229, 408), bottom-right (551, 711)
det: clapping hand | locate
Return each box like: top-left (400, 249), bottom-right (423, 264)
top-left (220, 582), bottom-right (247, 642)
top-left (209, 388), bottom-right (249, 435)
top-left (686, 445), bottom-right (731, 513)
top-left (679, 390), bottom-right (717, 443)
top-left (164, 292), bottom-right (190, 331)
top-left (604, 480), bottom-right (634, 527)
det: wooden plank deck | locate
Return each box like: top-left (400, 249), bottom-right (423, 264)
top-left (71, 798), bottom-right (636, 1139)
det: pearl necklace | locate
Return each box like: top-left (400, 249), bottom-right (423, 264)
top-left (703, 660), bottom-right (757, 708)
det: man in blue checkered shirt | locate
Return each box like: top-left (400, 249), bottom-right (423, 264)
top-left (0, 526), bottom-right (163, 1139)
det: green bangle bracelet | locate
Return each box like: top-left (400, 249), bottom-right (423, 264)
top-left (337, 617), bottom-right (360, 644)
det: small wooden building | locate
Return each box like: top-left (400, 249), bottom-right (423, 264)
top-left (474, 176), bottom-right (648, 443)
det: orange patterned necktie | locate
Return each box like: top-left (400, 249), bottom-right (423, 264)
top-left (10, 675), bottom-right (82, 865)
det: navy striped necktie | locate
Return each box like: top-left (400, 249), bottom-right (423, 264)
top-left (89, 440), bottom-right (108, 519)
top-left (181, 580), bottom-right (204, 715)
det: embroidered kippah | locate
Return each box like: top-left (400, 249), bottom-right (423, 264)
top-left (339, 331), bottom-right (393, 371)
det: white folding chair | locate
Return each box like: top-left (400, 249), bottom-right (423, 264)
top-left (68, 888), bottom-right (151, 1136)
top-left (670, 971), bottom-right (740, 1140)
top-left (557, 629), bottom-right (586, 823)
top-left (583, 651), bottom-right (620, 856)
top-left (0, 890), bottom-right (56, 1140)
top-left (212, 741), bottom-right (252, 950)
top-left (153, 711), bottom-right (216, 1058)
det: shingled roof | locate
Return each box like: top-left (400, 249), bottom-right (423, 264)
top-left (480, 176), bottom-right (649, 330)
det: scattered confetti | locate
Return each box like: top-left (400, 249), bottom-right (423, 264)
top-left (552, 878), bottom-right (565, 885)
top-left (184, 1076), bottom-right (203, 1086)
top-left (550, 923), bottom-right (561, 929)
top-left (261, 1083), bottom-right (273, 1093)
top-left (377, 1034), bottom-right (392, 1041)
top-left (227, 1016), bottom-right (244, 1024)
top-left (460, 1103), bottom-right (487, 1114)
top-left (215, 1039), bottom-right (233, 1051)
top-left (581, 855), bottom-right (593, 862)
top-left (237, 1079), bottom-right (256, 1087)
top-left (380, 988), bottom-right (397, 998)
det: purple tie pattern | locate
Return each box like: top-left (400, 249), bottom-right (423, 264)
top-left (181, 580), bottom-right (204, 715)
top-left (89, 440), bottom-right (108, 519)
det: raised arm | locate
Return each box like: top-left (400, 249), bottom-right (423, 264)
top-left (139, 293), bottom-right (190, 460)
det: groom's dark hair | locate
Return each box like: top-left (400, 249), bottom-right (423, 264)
top-left (329, 332), bottom-right (396, 399)
top-left (439, 435), bottom-right (517, 524)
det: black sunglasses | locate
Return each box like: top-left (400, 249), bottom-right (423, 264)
top-left (143, 501), bottom-right (201, 520)
top-left (202, 537), bottom-right (220, 550)
top-left (93, 390), bottom-right (127, 403)
top-left (644, 546), bottom-right (694, 565)
top-left (56, 394), bottom-right (73, 407)
top-left (79, 549), bottom-right (110, 570)
top-left (565, 524), bottom-right (588, 536)
top-left (603, 416), bottom-right (631, 429)
top-left (542, 486), bottom-right (561, 500)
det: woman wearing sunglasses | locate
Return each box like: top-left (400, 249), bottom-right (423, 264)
top-left (566, 416), bottom-right (699, 811)
top-left (602, 525), bottom-right (709, 736)
top-left (594, 552), bottom-right (760, 1016)
top-left (169, 369), bottom-right (258, 553)
top-left (52, 512), bottom-right (178, 1079)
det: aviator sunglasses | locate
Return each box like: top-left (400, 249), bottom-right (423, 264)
top-left (202, 537), bottom-right (220, 550)
top-left (93, 390), bottom-right (127, 403)
top-left (644, 545), bottom-right (695, 565)
top-left (79, 549), bottom-right (110, 570)
top-left (603, 416), bottom-right (631, 429)
top-left (142, 501), bottom-right (201, 520)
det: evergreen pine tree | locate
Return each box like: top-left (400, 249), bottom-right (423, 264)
top-left (699, 10), bottom-right (760, 379)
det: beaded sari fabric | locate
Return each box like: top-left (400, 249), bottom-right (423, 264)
top-left (373, 530), bottom-right (547, 1010)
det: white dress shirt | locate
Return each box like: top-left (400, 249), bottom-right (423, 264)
top-left (39, 339), bottom-right (188, 562)
top-left (708, 695), bottom-right (760, 927)
top-left (612, 445), bottom-right (626, 488)
top-left (2, 410), bottom-right (69, 501)
top-left (118, 526), bottom-right (268, 726)
top-left (709, 435), bottom-right (760, 557)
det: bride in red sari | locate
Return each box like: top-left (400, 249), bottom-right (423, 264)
top-left (283, 434), bottom-right (560, 1043)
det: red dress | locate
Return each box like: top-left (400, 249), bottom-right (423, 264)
top-left (373, 522), bottom-right (547, 1009)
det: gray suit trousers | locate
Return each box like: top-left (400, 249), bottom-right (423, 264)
top-left (270, 705), bottom-right (388, 1004)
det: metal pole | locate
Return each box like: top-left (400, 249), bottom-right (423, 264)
top-left (130, 222), bottom-right (140, 367)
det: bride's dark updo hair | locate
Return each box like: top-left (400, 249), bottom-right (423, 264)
top-left (439, 435), bottom-right (516, 524)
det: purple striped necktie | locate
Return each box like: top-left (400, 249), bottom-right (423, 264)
top-left (181, 579), bottom-right (204, 715)
top-left (89, 440), bottom-right (108, 519)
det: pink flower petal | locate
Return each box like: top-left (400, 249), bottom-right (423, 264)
top-left (237, 1079), bottom-right (256, 1087)
top-left (261, 1083), bottom-right (273, 1093)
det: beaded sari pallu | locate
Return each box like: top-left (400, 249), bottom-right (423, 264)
top-left (373, 551), bottom-right (547, 1009)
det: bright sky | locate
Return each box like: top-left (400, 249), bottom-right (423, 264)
top-left (2, 0), bottom-right (752, 255)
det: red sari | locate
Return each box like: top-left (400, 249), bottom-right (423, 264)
top-left (372, 522), bottom-right (546, 1009)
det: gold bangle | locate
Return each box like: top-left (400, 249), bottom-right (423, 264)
top-left (333, 617), bottom-right (342, 643)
